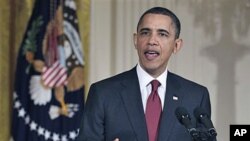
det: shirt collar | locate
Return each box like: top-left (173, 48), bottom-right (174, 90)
top-left (136, 64), bottom-right (168, 88)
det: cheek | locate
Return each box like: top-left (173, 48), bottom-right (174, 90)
top-left (137, 37), bottom-right (148, 45)
top-left (134, 43), bottom-right (143, 55)
top-left (135, 41), bottom-right (146, 51)
top-left (162, 42), bottom-right (175, 52)
top-left (161, 46), bottom-right (175, 58)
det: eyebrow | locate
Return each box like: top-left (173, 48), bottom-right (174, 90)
top-left (139, 28), bottom-right (150, 32)
top-left (139, 28), bottom-right (170, 35)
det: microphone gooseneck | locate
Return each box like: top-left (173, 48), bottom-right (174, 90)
top-left (175, 107), bottom-right (199, 139)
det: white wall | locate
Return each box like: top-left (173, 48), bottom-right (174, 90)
top-left (89, 0), bottom-right (250, 140)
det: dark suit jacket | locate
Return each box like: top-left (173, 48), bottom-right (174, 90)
top-left (77, 67), bottom-right (213, 141)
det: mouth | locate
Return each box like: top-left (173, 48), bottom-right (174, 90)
top-left (144, 50), bottom-right (160, 60)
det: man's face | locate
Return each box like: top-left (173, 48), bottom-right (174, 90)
top-left (134, 13), bottom-right (182, 77)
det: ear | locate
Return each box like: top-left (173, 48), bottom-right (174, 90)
top-left (133, 33), bottom-right (137, 49)
top-left (173, 38), bottom-right (183, 54)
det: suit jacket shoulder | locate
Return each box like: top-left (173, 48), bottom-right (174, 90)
top-left (168, 71), bottom-right (207, 90)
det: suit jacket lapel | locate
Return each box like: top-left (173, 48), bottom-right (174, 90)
top-left (119, 68), bottom-right (148, 141)
top-left (158, 72), bottom-right (182, 141)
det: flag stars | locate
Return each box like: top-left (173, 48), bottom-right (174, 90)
top-left (77, 128), bottom-right (80, 135)
top-left (38, 126), bottom-right (45, 136)
top-left (61, 135), bottom-right (68, 141)
top-left (63, 12), bottom-right (76, 23)
top-left (65, 0), bottom-right (76, 10)
top-left (69, 131), bottom-right (77, 140)
top-left (30, 121), bottom-right (37, 131)
top-left (66, 55), bottom-right (81, 67)
top-left (18, 108), bottom-right (26, 117)
top-left (14, 101), bottom-right (21, 109)
top-left (75, 60), bottom-right (79, 65)
top-left (25, 116), bottom-right (30, 124)
top-left (67, 62), bottom-right (72, 67)
top-left (52, 133), bottom-right (60, 141)
top-left (64, 13), bottom-right (68, 18)
top-left (44, 130), bottom-right (51, 140)
top-left (13, 92), bottom-right (17, 100)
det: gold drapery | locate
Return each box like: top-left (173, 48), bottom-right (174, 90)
top-left (0, 0), bottom-right (89, 140)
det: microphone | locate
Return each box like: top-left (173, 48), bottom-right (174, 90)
top-left (194, 107), bottom-right (217, 137)
top-left (175, 107), bottom-right (199, 139)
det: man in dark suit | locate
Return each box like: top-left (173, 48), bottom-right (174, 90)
top-left (77, 7), bottom-right (214, 141)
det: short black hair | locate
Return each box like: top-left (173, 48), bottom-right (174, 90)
top-left (137, 7), bottom-right (181, 39)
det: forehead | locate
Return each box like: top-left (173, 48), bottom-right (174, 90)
top-left (138, 13), bottom-right (174, 31)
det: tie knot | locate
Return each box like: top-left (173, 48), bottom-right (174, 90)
top-left (151, 80), bottom-right (160, 93)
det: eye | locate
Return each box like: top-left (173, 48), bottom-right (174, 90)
top-left (159, 32), bottom-right (168, 37)
top-left (140, 31), bottom-right (150, 36)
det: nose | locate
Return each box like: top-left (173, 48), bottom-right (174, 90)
top-left (148, 33), bottom-right (158, 46)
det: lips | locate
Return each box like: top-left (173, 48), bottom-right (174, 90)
top-left (144, 50), bottom-right (160, 60)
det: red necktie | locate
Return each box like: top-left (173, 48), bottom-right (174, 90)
top-left (145, 80), bottom-right (162, 141)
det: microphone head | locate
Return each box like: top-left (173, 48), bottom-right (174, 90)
top-left (193, 107), bottom-right (210, 121)
top-left (175, 107), bottom-right (190, 123)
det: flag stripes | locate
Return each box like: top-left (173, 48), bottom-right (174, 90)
top-left (42, 61), bottom-right (67, 87)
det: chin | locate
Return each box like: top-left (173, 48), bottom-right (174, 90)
top-left (144, 66), bottom-right (159, 74)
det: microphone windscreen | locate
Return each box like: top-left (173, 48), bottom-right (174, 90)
top-left (175, 107), bottom-right (190, 122)
top-left (193, 107), bottom-right (209, 120)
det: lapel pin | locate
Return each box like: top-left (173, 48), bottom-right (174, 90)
top-left (173, 96), bottom-right (178, 101)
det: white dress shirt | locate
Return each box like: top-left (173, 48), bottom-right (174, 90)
top-left (136, 64), bottom-right (168, 112)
